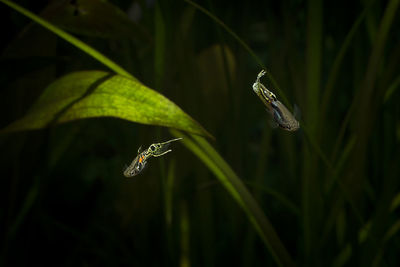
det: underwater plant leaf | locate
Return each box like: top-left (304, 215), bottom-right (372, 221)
top-left (170, 129), bottom-right (296, 267)
top-left (1, 71), bottom-right (211, 137)
top-left (1, 1), bottom-right (290, 265)
top-left (182, 0), bottom-right (290, 104)
top-left (0, 0), bottom-right (134, 79)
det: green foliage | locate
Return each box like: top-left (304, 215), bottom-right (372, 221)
top-left (1, 0), bottom-right (399, 266)
top-left (171, 129), bottom-right (295, 266)
top-left (1, 70), bottom-right (210, 137)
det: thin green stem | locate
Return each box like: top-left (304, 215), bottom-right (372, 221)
top-left (170, 129), bottom-right (296, 267)
top-left (0, 0), bottom-right (135, 80)
top-left (182, 0), bottom-right (288, 105)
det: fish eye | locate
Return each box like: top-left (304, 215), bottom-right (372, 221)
top-left (150, 145), bottom-right (156, 151)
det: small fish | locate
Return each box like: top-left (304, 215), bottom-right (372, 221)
top-left (269, 100), bottom-right (300, 131)
top-left (252, 70), bottom-right (300, 131)
top-left (123, 138), bottom-right (183, 177)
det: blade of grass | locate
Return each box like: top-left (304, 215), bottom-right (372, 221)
top-left (325, 136), bottom-right (357, 193)
top-left (329, 1), bottom-right (399, 214)
top-left (332, 244), bottom-right (352, 267)
top-left (389, 192), bottom-right (400, 212)
top-left (6, 179), bottom-right (39, 238)
top-left (154, 2), bottom-right (166, 90)
top-left (324, 2), bottom-right (399, 247)
top-left (183, 0), bottom-right (333, 171)
top-left (303, 0), bottom-right (323, 261)
top-left (245, 181), bottom-right (300, 216)
top-left (318, 0), bottom-right (376, 131)
top-left (305, 0), bottom-right (322, 134)
top-left (383, 75), bottom-right (400, 103)
top-left (355, 0), bottom-right (399, 123)
top-left (2, 1), bottom-right (294, 265)
top-left (0, 0), bottom-right (135, 80)
top-left (372, 219), bottom-right (400, 266)
top-left (170, 129), bottom-right (296, 267)
top-left (179, 201), bottom-right (190, 267)
top-left (337, 0), bottom-right (399, 210)
top-left (182, 0), bottom-right (288, 106)
top-left (165, 159), bottom-right (176, 227)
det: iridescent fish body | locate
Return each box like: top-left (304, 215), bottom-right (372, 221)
top-left (252, 70), bottom-right (300, 131)
top-left (123, 138), bottom-right (183, 177)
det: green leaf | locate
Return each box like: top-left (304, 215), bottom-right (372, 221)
top-left (1, 71), bottom-right (211, 137)
top-left (0, 0), bottom-right (134, 79)
top-left (170, 129), bottom-right (296, 267)
top-left (390, 192), bottom-right (400, 211)
top-left (0, 1), bottom-right (292, 265)
top-left (383, 75), bottom-right (400, 103)
top-left (182, 0), bottom-right (288, 104)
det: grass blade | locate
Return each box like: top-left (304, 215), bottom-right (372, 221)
top-left (170, 129), bottom-right (296, 267)
top-left (319, 0), bottom-right (376, 128)
top-left (182, 0), bottom-right (288, 105)
top-left (0, 0), bottom-right (134, 79)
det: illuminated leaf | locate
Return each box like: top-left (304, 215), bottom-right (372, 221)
top-left (1, 70), bottom-right (211, 138)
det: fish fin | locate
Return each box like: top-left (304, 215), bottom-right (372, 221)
top-left (122, 164), bottom-right (128, 172)
top-left (293, 104), bottom-right (302, 121)
top-left (268, 118), bottom-right (279, 129)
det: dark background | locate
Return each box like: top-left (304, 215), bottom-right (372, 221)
top-left (1, 0), bottom-right (399, 266)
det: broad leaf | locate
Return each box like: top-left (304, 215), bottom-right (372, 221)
top-left (1, 70), bottom-right (211, 137)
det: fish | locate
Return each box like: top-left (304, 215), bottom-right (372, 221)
top-left (252, 70), bottom-right (299, 131)
top-left (123, 138), bottom-right (183, 177)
